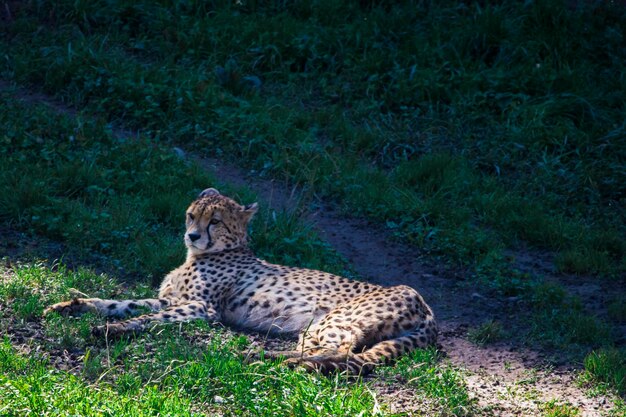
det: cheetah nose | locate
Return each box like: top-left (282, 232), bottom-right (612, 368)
top-left (187, 233), bottom-right (201, 242)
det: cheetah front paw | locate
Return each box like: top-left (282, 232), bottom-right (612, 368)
top-left (43, 299), bottom-right (96, 317)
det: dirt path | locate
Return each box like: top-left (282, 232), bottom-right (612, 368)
top-left (198, 158), bottom-right (617, 416)
top-left (2, 80), bottom-right (620, 416)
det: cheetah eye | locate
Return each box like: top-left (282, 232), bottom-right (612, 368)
top-left (209, 218), bottom-right (220, 225)
top-left (187, 213), bottom-right (195, 221)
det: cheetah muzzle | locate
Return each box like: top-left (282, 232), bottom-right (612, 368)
top-left (45, 188), bottom-right (438, 375)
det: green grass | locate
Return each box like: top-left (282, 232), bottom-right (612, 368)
top-left (467, 320), bottom-right (505, 346)
top-left (0, 262), bottom-right (118, 322)
top-left (607, 299), bottom-right (626, 324)
top-left (1, 0), bottom-right (626, 411)
top-left (0, 0), bottom-right (624, 277)
top-left (525, 283), bottom-right (613, 354)
top-left (582, 349), bottom-right (626, 397)
top-left (0, 329), bottom-right (380, 417)
top-left (382, 349), bottom-right (475, 416)
top-left (542, 400), bottom-right (580, 417)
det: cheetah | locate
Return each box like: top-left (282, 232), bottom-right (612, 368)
top-left (45, 188), bottom-right (437, 375)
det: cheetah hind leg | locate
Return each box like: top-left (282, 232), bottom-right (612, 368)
top-left (292, 321), bottom-right (438, 375)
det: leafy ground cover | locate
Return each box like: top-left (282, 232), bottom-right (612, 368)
top-left (0, 0), bottom-right (625, 415)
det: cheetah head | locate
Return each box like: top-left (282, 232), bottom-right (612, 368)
top-left (184, 188), bottom-right (258, 256)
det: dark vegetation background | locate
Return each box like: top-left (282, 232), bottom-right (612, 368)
top-left (2, 0), bottom-right (625, 277)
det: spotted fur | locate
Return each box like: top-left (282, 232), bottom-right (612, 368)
top-left (45, 188), bottom-right (437, 375)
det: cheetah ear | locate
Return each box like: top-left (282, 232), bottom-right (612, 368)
top-left (240, 202), bottom-right (258, 222)
top-left (198, 188), bottom-right (220, 198)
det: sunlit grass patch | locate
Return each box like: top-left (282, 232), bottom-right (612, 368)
top-left (0, 337), bottom-right (200, 417)
top-left (541, 400), bottom-right (580, 417)
top-left (379, 348), bottom-right (475, 416)
top-left (0, 337), bottom-right (383, 416)
top-left (582, 348), bottom-right (626, 396)
top-left (0, 262), bottom-right (118, 321)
